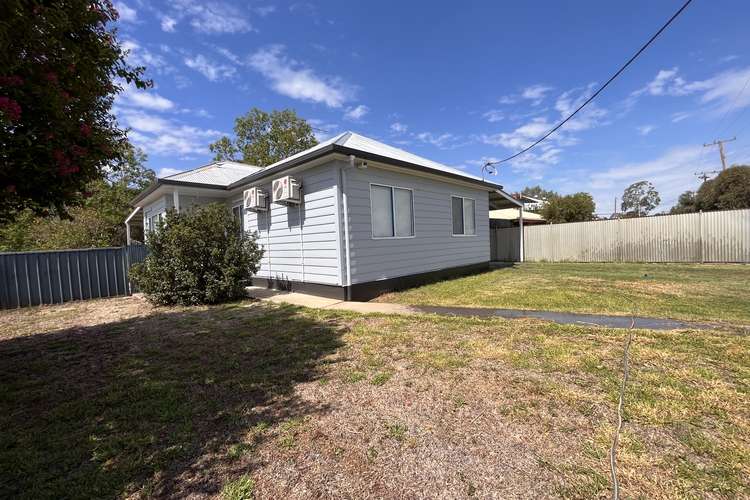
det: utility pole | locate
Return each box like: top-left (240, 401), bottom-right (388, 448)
top-left (614, 196), bottom-right (618, 217)
top-left (703, 137), bottom-right (736, 170)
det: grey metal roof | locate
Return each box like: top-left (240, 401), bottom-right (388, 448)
top-left (259, 131), bottom-right (485, 182)
top-left (133, 132), bottom-right (506, 206)
top-left (162, 161), bottom-right (261, 186)
top-left (227, 131), bottom-right (502, 190)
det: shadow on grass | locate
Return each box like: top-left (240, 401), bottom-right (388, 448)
top-left (0, 302), bottom-right (346, 499)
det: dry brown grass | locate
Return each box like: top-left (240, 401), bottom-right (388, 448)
top-left (1, 297), bottom-right (747, 499)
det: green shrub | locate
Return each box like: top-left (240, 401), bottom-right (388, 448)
top-left (131, 203), bottom-right (263, 305)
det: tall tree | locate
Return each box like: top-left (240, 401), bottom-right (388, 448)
top-left (0, 0), bottom-right (150, 222)
top-left (0, 145), bottom-right (155, 251)
top-left (621, 181), bottom-right (660, 217)
top-left (210, 108), bottom-right (318, 166)
top-left (541, 192), bottom-right (595, 224)
top-left (695, 165), bottom-right (750, 211)
top-left (521, 185), bottom-right (557, 201)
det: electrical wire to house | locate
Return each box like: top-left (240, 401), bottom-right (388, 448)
top-left (483, 0), bottom-right (694, 171)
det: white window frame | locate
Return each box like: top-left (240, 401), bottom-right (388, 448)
top-left (369, 183), bottom-right (416, 240)
top-left (231, 204), bottom-right (245, 235)
top-left (451, 195), bottom-right (476, 237)
top-left (146, 212), bottom-right (164, 234)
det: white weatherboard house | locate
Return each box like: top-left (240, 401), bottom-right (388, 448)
top-left (128, 132), bottom-right (522, 300)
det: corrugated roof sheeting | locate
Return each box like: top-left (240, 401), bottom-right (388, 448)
top-left (163, 162), bottom-right (261, 186)
top-left (492, 209), bottom-right (750, 263)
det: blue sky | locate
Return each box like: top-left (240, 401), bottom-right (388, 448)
top-left (112, 0), bottom-right (750, 213)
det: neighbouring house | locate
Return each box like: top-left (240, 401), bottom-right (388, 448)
top-left (128, 132), bottom-right (521, 300)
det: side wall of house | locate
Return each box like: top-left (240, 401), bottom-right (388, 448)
top-left (343, 165), bottom-right (490, 285)
top-left (233, 162), bottom-right (342, 286)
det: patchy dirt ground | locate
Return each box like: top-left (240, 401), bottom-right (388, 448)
top-left (1, 297), bottom-right (748, 499)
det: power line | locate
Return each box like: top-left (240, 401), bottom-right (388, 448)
top-left (484, 0), bottom-right (694, 170)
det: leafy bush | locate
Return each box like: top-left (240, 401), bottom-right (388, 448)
top-left (131, 203), bottom-right (262, 305)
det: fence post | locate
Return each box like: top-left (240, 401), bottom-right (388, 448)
top-left (698, 210), bottom-right (704, 263)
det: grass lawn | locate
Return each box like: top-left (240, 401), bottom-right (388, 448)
top-left (376, 262), bottom-right (750, 324)
top-left (1, 296), bottom-right (748, 498)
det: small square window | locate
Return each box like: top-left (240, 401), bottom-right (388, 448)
top-left (371, 184), bottom-right (414, 238)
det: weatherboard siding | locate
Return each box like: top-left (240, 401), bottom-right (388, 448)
top-left (344, 165), bottom-right (490, 285)
top-left (240, 163), bottom-right (341, 285)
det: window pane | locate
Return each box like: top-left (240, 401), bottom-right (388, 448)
top-left (371, 185), bottom-right (394, 237)
top-left (394, 188), bottom-right (414, 237)
top-left (452, 196), bottom-right (464, 235)
top-left (463, 198), bottom-right (475, 235)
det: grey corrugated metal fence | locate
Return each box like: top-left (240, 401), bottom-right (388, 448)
top-left (491, 209), bottom-right (750, 263)
top-left (0, 245), bottom-right (148, 309)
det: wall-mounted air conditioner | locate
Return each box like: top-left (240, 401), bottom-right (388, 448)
top-left (272, 176), bottom-right (301, 205)
top-left (243, 187), bottom-right (268, 211)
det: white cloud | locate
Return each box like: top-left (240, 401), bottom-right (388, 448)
top-left (695, 67), bottom-right (750, 114)
top-left (637, 124), bottom-right (655, 136)
top-left (586, 145), bottom-right (710, 212)
top-left (719, 54), bottom-right (739, 64)
top-left (115, 2), bottom-right (137, 22)
top-left (553, 84), bottom-right (607, 132)
top-left (170, 0), bottom-right (252, 34)
top-left (247, 45), bottom-right (354, 107)
top-left (671, 111), bottom-right (691, 123)
top-left (415, 132), bottom-right (464, 150)
top-left (117, 108), bottom-right (223, 156)
top-left (117, 85), bottom-right (175, 111)
top-left (161, 16), bottom-right (177, 32)
top-left (121, 39), bottom-right (170, 73)
top-left (254, 5), bottom-right (276, 16)
top-left (213, 46), bottom-right (242, 65)
top-left (627, 66), bottom-right (750, 116)
top-left (498, 95), bottom-right (518, 105)
top-left (308, 119), bottom-right (339, 141)
top-left (482, 109), bottom-right (504, 122)
top-left (184, 54), bottom-right (236, 81)
top-left (521, 84), bottom-right (553, 105)
top-left (390, 122), bottom-right (408, 134)
top-left (157, 167), bottom-right (182, 178)
top-left (344, 104), bottom-right (369, 121)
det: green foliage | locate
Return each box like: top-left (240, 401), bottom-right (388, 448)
top-left (695, 165), bottom-right (750, 211)
top-left (621, 180), bottom-right (660, 216)
top-left (131, 204), bottom-right (263, 306)
top-left (0, 0), bottom-right (150, 223)
top-left (210, 108), bottom-right (318, 166)
top-left (0, 145), bottom-right (154, 251)
top-left (521, 185), bottom-right (557, 201)
top-left (541, 192), bottom-right (595, 223)
top-left (670, 166), bottom-right (750, 214)
top-left (221, 475), bottom-right (255, 500)
top-left (670, 191), bottom-right (698, 215)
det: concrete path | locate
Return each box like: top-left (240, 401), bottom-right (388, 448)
top-left (245, 287), bottom-right (712, 330)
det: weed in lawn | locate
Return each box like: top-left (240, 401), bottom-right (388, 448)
top-left (221, 475), bottom-right (254, 500)
top-left (370, 371), bottom-right (392, 386)
top-left (227, 442), bottom-right (254, 460)
top-left (341, 369), bottom-right (366, 383)
top-left (386, 422), bottom-right (407, 441)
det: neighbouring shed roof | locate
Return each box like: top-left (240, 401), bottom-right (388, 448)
top-left (161, 161), bottom-right (262, 186)
top-left (490, 209), bottom-right (545, 221)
